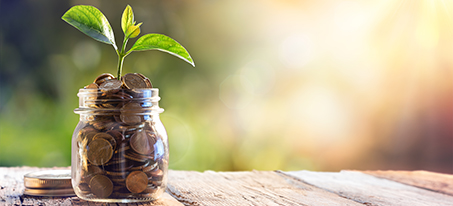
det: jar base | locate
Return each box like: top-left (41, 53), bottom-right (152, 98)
top-left (77, 194), bottom-right (162, 203)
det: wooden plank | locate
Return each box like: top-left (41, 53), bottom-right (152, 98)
top-left (166, 170), bottom-right (363, 206)
top-left (281, 170), bottom-right (453, 206)
top-left (362, 170), bottom-right (453, 196)
top-left (0, 167), bottom-right (182, 206)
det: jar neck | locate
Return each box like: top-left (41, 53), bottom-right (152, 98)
top-left (78, 113), bottom-right (160, 122)
top-left (74, 88), bottom-right (164, 116)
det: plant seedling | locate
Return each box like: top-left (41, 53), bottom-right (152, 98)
top-left (62, 5), bottom-right (195, 79)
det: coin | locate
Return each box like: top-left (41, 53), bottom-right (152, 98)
top-left (148, 168), bottom-right (163, 177)
top-left (105, 170), bottom-right (128, 176)
top-left (89, 174), bottom-right (113, 198)
top-left (124, 151), bottom-right (151, 162)
top-left (130, 130), bottom-right (156, 155)
top-left (77, 129), bottom-right (94, 143)
top-left (122, 73), bottom-right (148, 89)
top-left (85, 83), bottom-right (98, 89)
top-left (98, 91), bottom-right (133, 109)
top-left (94, 73), bottom-right (115, 85)
top-left (142, 184), bottom-right (158, 193)
top-left (120, 102), bottom-right (143, 125)
top-left (126, 171), bottom-right (148, 193)
top-left (99, 79), bottom-right (122, 92)
top-left (114, 145), bottom-right (130, 154)
top-left (91, 121), bottom-right (108, 130)
top-left (24, 170), bottom-right (72, 189)
top-left (142, 162), bottom-right (158, 173)
top-left (105, 158), bottom-right (127, 166)
top-left (115, 124), bottom-right (145, 135)
top-left (87, 138), bottom-right (113, 166)
top-left (148, 168), bottom-right (163, 186)
top-left (107, 91), bottom-right (133, 100)
top-left (135, 73), bottom-right (153, 88)
top-left (81, 165), bottom-right (104, 183)
top-left (106, 130), bottom-right (125, 142)
top-left (93, 132), bottom-right (117, 151)
top-left (78, 130), bottom-right (97, 150)
top-left (107, 162), bottom-right (133, 172)
top-left (78, 183), bottom-right (91, 194)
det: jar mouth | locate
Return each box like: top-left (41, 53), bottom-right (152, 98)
top-left (75, 88), bottom-right (164, 115)
top-left (77, 88), bottom-right (160, 98)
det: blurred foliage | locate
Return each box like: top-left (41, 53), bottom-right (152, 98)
top-left (1, 0), bottom-right (452, 173)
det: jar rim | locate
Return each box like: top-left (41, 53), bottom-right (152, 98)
top-left (75, 88), bottom-right (164, 115)
top-left (77, 88), bottom-right (160, 95)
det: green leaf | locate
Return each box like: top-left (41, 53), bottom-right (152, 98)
top-left (130, 34), bottom-right (195, 67)
top-left (62, 5), bottom-right (117, 50)
top-left (125, 23), bottom-right (142, 39)
top-left (121, 5), bottom-right (134, 34)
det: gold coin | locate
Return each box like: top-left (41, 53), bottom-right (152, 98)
top-left (94, 73), bottom-right (115, 85)
top-left (89, 175), bottom-right (113, 198)
top-left (87, 138), bottom-right (113, 166)
top-left (99, 79), bottom-right (122, 92)
top-left (85, 83), bottom-right (98, 89)
top-left (135, 73), bottom-right (153, 88)
top-left (126, 171), bottom-right (148, 193)
top-left (122, 73), bottom-right (148, 89)
top-left (130, 130), bottom-right (156, 155)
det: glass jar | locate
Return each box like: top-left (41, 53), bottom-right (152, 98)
top-left (72, 88), bottom-right (168, 203)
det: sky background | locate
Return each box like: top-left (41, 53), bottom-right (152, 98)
top-left (0, 0), bottom-right (452, 173)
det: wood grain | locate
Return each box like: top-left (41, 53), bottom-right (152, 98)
top-left (362, 170), bottom-right (453, 196)
top-left (167, 170), bottom-right (362, 206)
top-left (2, 167), bottom-right (453, 206)
top-left (282, 170), bottom-right (453, 206)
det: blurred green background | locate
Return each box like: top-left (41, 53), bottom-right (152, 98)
top-left (1, 0), bottom-right (452, 173)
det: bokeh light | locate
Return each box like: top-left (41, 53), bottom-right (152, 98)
top-left (0, 0), bottom-right (452, 173)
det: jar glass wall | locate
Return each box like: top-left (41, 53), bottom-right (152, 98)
top-left (72, 88), bottom-right (168, 203)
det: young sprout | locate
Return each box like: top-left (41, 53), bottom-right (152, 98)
top-left (62, 5), bottom-right (195, 79)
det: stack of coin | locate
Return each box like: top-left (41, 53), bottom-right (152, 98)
top-left (74, 73), bottom-right (167, 200)
top-left (84, 73), bottom-right (152, 91)
top-left (24, 170), bottom-right (75, 197)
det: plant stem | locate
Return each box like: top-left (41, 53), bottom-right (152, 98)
top-left (117, 55), bottom-right (125, 79)
top-left (116, 37), bottom-right (129, 79)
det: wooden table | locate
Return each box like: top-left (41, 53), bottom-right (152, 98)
top-left (1, 167), bottom-right (452, 205)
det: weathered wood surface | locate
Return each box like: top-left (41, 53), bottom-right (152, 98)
top-left (282, 170), bottom-right (453, 206)
top-left (167, 170), bottom-right (362, 205)
top-left (1, 167), bottom-right (452, 205)
top-left (0, 167), bottom-right (182, 206)
top-left (363, 170), bottom-right (453, 196)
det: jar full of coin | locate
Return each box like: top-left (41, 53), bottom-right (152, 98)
top-left (72, 73), bottom-right (168, 203)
